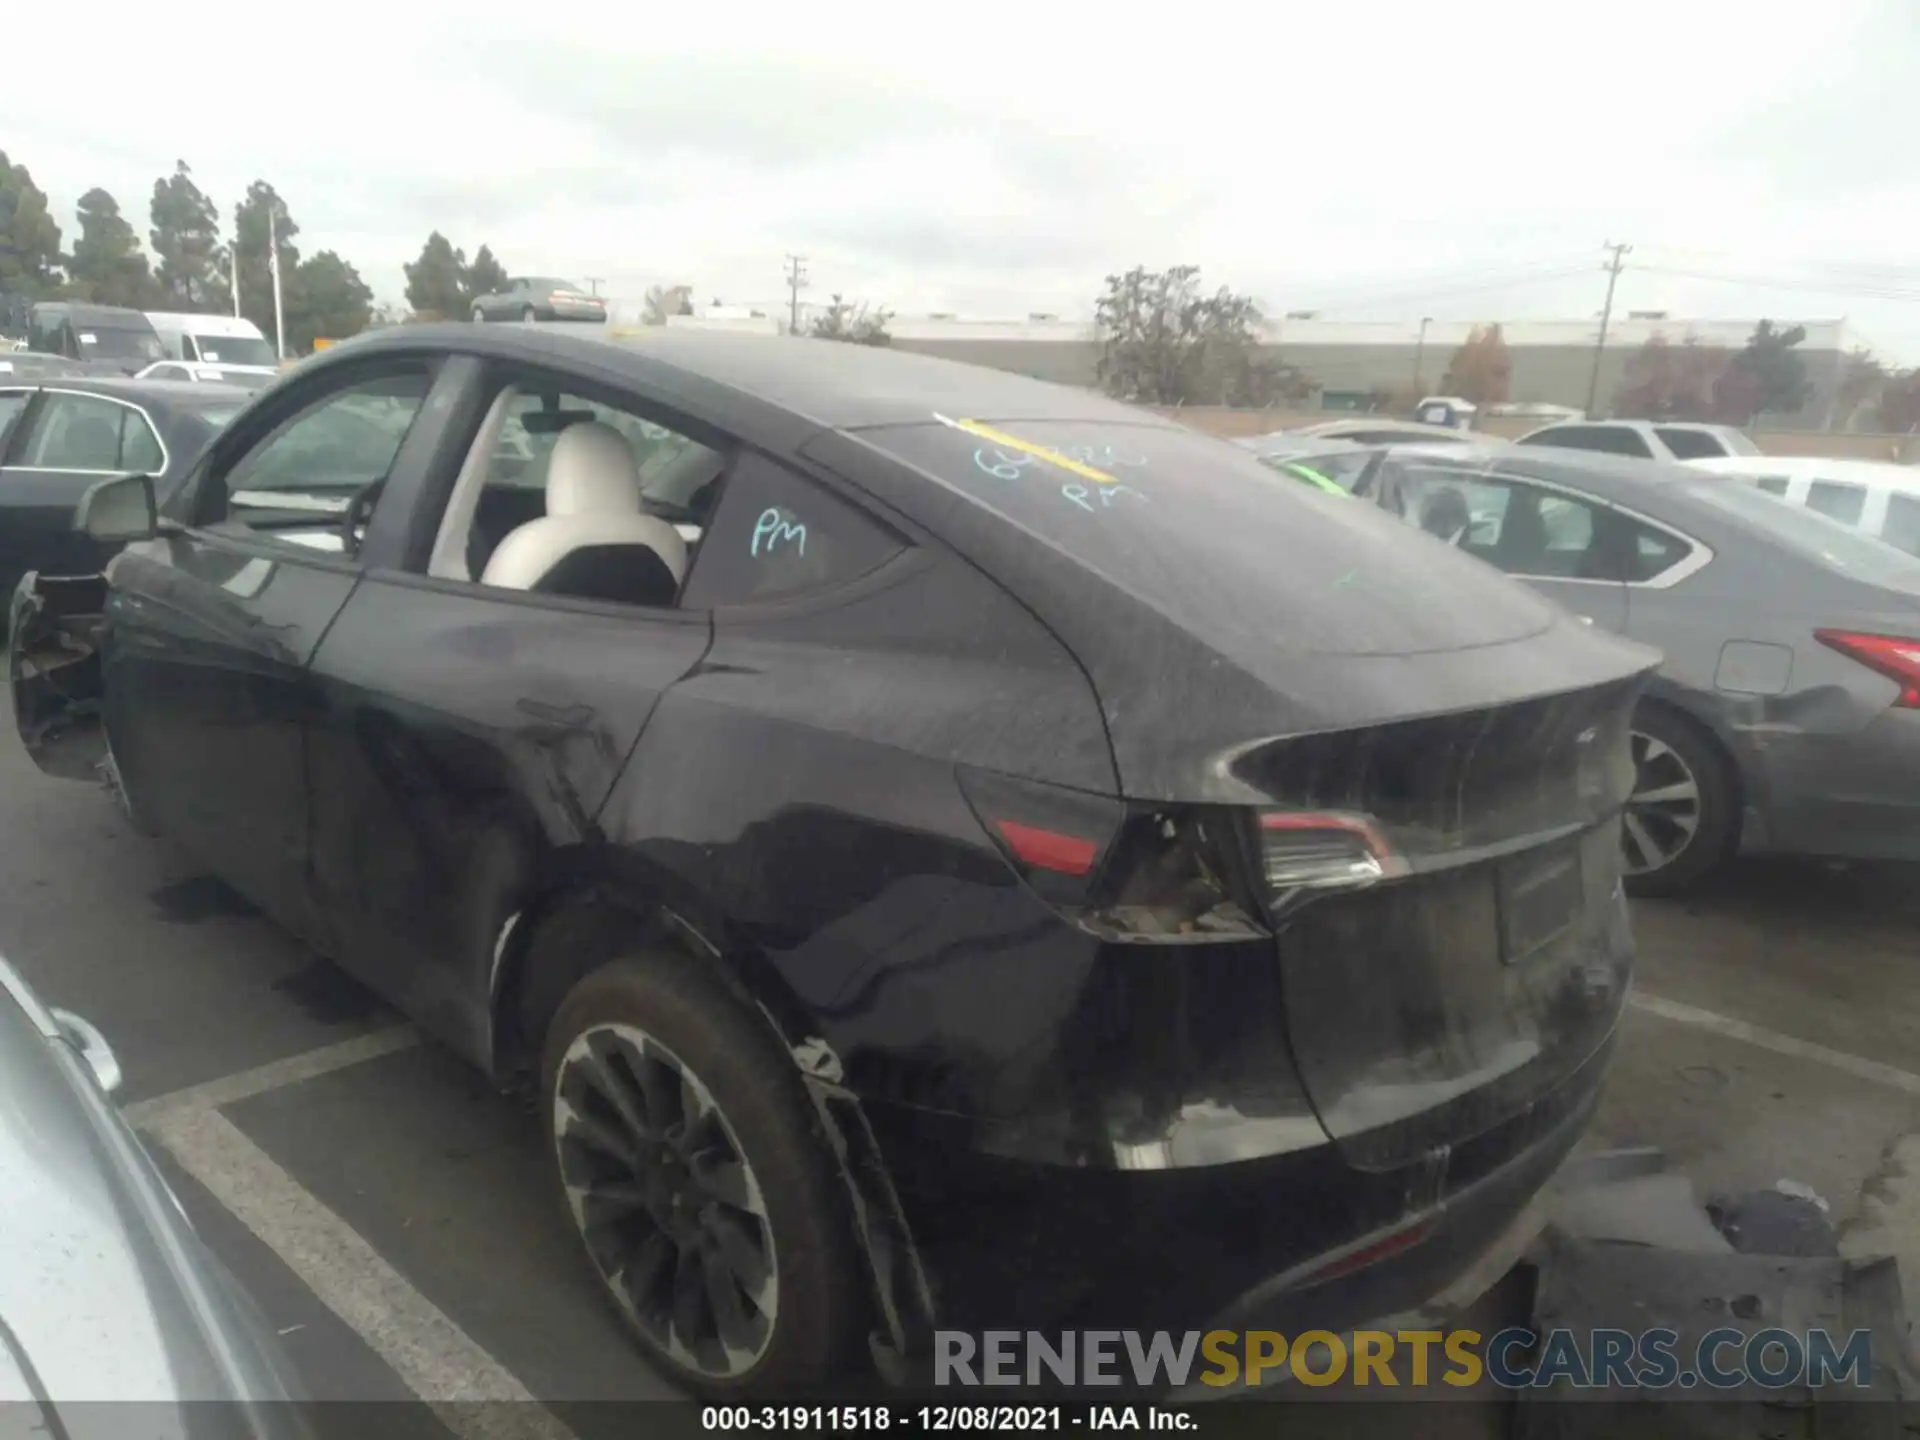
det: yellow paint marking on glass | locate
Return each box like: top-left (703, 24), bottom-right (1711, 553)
top-left (933, 413), bottom-right (1119, 486)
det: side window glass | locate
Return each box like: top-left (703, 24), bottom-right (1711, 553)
top-left (120, 408), bottom-right (165, 472)
top-left (1754, 475), bottom-right (1791, 496)
top-left (680, 452), bottom-right (905, 608)
top-left (1626, 525), bottom-right (1691, 583)
top-left (1883, 494), bottom-right (1920, 558)
top-left (0, 391), bottom-right (31, 453)
top-left (215, 367), bottom-right (430, 531)
top-left (441, 386), bottom-right (721, 589)
top-left (20, 393), bottom-right (127, 470)
top-left (1806, 480), bottom-right (1868, 527)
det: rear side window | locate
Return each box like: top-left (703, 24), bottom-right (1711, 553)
top-left (1806, 480), bottom-right (1868, 527)
top-left (0, 390), bottom-right (30, 452)
top-left (1752, 475), bottom-right (1791, 495)
top-left (1883, 494), bottom-right (1920, 558)
top-left (680, 452), bottom-right (904, 608)
top-left (1653, 427), bottom-right (1727, 460)
top-left (1519, 426), bottom-right (1654, 458)
top-left (17, 392), bottom-right (164, 471)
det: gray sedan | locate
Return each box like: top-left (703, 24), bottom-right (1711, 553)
top-left (1305, 441), bottom-right (1920, 894)
top-left (0, 954), bottom-right (310, 1429)
top-left (469, 276), bottom-right (608, 324)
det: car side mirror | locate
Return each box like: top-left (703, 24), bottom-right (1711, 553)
top-left (75, 473), bottom-right (158, 543)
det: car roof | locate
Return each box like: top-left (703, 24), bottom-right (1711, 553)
top-left (17, 374), bottom-right (253, 411)
top-left (1292, 417), bottom-right (1472, 440)
top-left (332, 323), bottom-right (1177, 431)
top-left (145, 312), bottom-right (264, 337)
top-left (1690, 455), bottom-right (1920, 491)
top-left (30, 301), bottom-right (152, 324)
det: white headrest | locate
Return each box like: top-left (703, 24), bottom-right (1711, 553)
top-left (547, 422), bottom-right (641, 517)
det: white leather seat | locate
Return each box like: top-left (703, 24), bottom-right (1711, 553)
top-left (481, 422), bottom-right (688, 602)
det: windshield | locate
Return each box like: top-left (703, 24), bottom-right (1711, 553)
top-left (531, 278), bottom-right (586, 294)
top-left (192, 334), bottom-right (276, 367)
top-left (1686, 476), bottom-right (1920, 592)
top-left (79, 327), bottom-right (167, 362)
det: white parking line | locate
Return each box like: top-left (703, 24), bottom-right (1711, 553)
top-left (125, 1025), bottom-right (421, 1126)
top-left (1631, 991), bottom-right (1920, 1098)
top-left (149, 1107), bottom-right (577, 1440)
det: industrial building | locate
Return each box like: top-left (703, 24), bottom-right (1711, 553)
top-left (644, 308), bottom-right (1857, 428)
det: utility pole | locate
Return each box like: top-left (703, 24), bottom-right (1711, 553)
top-left (784, 254), bottom-right (809, 335)
top-left (585, 277), bottom-right (603, 296)
top-left (232, 249), bottom-right (242, 318)
top-left (1585, 242), bottom-right (1632, 417)
top-left (267, 207), bottom-right (286, 360)
top-left (1412, 316), bottom-right (1433, 396)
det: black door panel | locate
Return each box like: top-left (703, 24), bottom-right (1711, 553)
top-left (305, 578), bottom-right (712, 1063)
top-left (104, 539), bottom-right (361, 942)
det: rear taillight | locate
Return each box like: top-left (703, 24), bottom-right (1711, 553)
top-left (957, 767), bottom-right (1267, 943)
top-left (1816, 630), bottom-right (1920, 708)
top-left (1256, 810), bottom-right (1410, 920)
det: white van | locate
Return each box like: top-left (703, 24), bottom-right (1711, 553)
top-left (1689, 454), bottom-right (1920, 557)
top-left (144, 313), bottom-right (278, 373)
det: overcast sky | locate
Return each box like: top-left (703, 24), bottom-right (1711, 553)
top-left (7, 0), bottom-right (1919, 353)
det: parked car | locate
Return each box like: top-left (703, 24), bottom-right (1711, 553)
top-left (11, 324), bottom-right (1656, 1398)
top-left (144, 311), bottom-right (279, 370)
top-left (1514, 418), bottom-right (1760, 462)
top-left (0, 376), bottom-right (249, 611)
top-left (138, 360), bottom-right (279, 392)
top-left (1688, 455), bottom-right (1920, 558)
top-left (469, 277), bottom-right (608, 324)
top-left (0, 952), bottom-right (310, 1421)
top-left (1331, 441), bottom-right (1920, 893)
top-left (23, 302), bottom-right (169, 375)
top-left (1287, 416), bottom-right (1489, 445)
top-left (0, 351), bottom-right (86, 380)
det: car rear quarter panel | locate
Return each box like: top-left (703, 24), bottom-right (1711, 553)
top-left (596, 543), bottom-right (1120, 1117)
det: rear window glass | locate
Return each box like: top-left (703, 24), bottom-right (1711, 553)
top-left (862, 419), bottom-right (1557, 655)
top-left (1687, 479), bottom-right (1920, 592)
top-left (1653, 426), bottom-right (1727, 460)
top-left (1519, 426), bottom-right (1652, 458)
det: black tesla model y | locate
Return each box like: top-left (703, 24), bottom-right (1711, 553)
top-left (11, 324), bottom-right (1658, 1397)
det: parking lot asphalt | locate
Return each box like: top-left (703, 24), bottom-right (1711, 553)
top-left (4, 722), bottom-right (1920, 1426)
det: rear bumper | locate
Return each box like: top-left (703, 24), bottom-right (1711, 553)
top-left (868, 1028), bottom-right (1612, 1339)
top-left (1744, 709), bottom-right (1920, 862)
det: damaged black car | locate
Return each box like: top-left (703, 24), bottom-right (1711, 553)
top-left (9, 324), bottom-right (1659, 1397)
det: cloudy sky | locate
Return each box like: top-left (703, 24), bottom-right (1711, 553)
top-left (7, 0), bottom-right (1919, 352)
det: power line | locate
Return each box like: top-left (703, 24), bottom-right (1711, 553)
top-left (1284, 264), bottom-right (1596, 315)
top-left (1586, 242), bottom-right (1632, 417)
top-left (1631, 263), bottom-right (1920, 303)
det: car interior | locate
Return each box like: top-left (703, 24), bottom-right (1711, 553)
top-left (428, 384), bottom-right (729, 607)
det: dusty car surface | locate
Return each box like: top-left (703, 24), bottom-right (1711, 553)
top-left (11, 323), bottom-right (1658, 1397)
top-left (0, 955), bottom-right (309, 1428)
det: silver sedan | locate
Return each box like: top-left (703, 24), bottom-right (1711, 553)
top-left (1297, 440), bottom-right (1920, 895)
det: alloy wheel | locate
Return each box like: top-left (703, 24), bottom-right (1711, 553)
top-left (552, 1023), bottom-right (777, 1380)
top-left (1621, 730), bottom-right (1703, 876)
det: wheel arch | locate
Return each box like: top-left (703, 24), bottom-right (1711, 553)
top-left (488, 854), bottom-right (938, 1379)
top-left (1633, 685), bottom-right (1747, 817)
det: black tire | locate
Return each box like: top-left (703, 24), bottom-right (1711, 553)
top-left (521, 306), bottom-right (538, 324)
top-left (540, 949), bottom-right (866, 1397)
top-left (1622, 704), bottom-right (1737, 899)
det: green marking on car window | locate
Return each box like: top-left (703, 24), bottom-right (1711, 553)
top-left (1280, 463), bottom-right (1351, 497)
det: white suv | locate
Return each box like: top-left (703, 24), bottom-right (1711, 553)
top-left (1514, 419), bottom-right (1760, 462)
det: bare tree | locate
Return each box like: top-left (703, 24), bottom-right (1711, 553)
top-left (643, 284), bottom-right (695, 325)
top-left (810, 293), bottom-right (892, 346)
